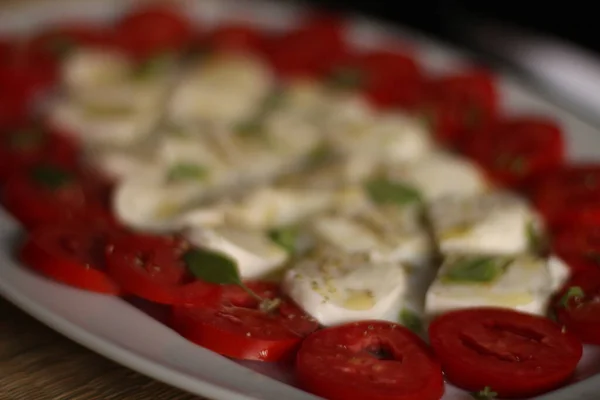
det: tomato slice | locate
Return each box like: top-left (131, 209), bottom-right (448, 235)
top-left (552, 223), bottom-right (600, 271)
top-left (205, 23), bottom-right (266, 55)
top-left (105, 234), bottom-right (221, 305)
top-left (19, 223), bottom-right (122, 294)
top-left (429, 307), bottom-right (582, 398)
top-left (115, 3), bottom-right (193, 59)
top-left (324, 48), bottom-right (423, 109)
top-left (555, 269), bottom-right (600, 345)
top-left (0, 124), bottom-right (79, 182)
top-left (420, 69), bottom-right (498, 145)
top-left (2, 163), bottom-right (104, 229)
top-left (171, 281), bottom-right (319, 362)
top-left (463, 117), bottom-right (565, 187)
top-left (531, 165), bottom-right (600, 227)
top-left (296, 321), bottom-right (444, 400)
top-left (266, 14), bottom-right (348, 80)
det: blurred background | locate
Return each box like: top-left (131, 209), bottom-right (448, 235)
top-left (307, 0), bottom-right (596, 53)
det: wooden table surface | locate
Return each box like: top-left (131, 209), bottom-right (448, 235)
top-left (0, 298), bottom-right (201, 400)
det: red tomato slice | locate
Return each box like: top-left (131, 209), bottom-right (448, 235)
top-left (552, 224), bottom-right (600, 270)
top-left (429, 307), bottom-right (582, 398)
top-left (555, 269), bottom-right (600, 345)
top-left (266, 14), bottom-right (348, 80)
top-left (0, 124), bottom-right (79, 182)
top-left (105, 234), bottom-right (221, 305)
top-left (296, 320), bottom-right (444, 400)
top-left (325, 48), bottom-right (423, 109)
top-left (2, 163), bottom-right (103, 229)
top-left (463, 117), bottom-right (565, 187)
top-left (115, 3), bottom-right (193, 59)
top-left (172, 281), bottom-right (319, 362)
top-left (205, 23), bottom-right (266, 55)
top-left (19, 223), bottom-right (122, 294)
top-left (421, 69), bottom-right (498, 145)
top-left (531, 165), bottom-right (600, 227)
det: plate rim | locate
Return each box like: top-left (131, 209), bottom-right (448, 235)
top-left (0, 1), bottom-right (599, 399)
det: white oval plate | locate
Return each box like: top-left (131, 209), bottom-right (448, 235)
top-left (1, 1), bottom-right (600, 399)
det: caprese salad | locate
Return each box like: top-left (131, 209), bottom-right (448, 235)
top-left (1, 3), bottom-right (599, 400)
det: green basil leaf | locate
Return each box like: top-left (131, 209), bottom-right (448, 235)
top-left (365, 179), bottom-right (421, 206)
top-left (559, 286), bottom-right (585, 308)
top-left (167, 163), bottom-right (209, 182)
top-left (471, 386), bottom-right (498, 400)
top-left (47, 36), bottom-right (76, 58)
top-left (183, 248), bottom-right (242, 286)
top-left (235, 118), bottom-right (263, 137)
top-left (269, 226), bottom-right (300, 254)
top-left (326, 67), bottom-right (364, 91)
top-left (261, 89), bottom-right (284, 113)
top-left (400, 308), bottom-right (423, 334)
top-left (30, 165), bottom-right (74, 190)
top-left (8, 129), bottom-right (45, 150)
top-left (307, 144), bottom-right (335, 167)
top-left (442, 256), bottom-right (509, 284)
top-left (132, 53), bottom-right (174, 80)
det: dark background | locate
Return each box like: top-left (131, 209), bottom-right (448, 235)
top-left (306, 0), bottom-right (596, 54)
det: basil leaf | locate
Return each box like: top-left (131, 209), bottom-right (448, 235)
top-left (184, 248), bottom-right (242, 286)
top-left (269, 226), bottom-right (300, 254)
top-left (30, 165), bottom-right (73, 190)
top-left (326, 67), bottom-right (364, 91)
top-left (559, 286), bottom-right (585, 308)
top-left (8, 129), bottom-right (44, 150)
top-left (442, 256), bottom-right (509, 284)
top-left (167, 163), bottom-right (209, 182)
top-left (471, 386), bottom-right (497, 400)
top-left (261, 89), bottom-right (284, 113)
top-left (365, 179), bottom-right (421, 206)
top-left (235, 118), bottom-right (263, 137)
top-left (47, 36), bottom-right (76, 58)
top-left (525, 220), bottom-right (548, 254)
top-left (132, 53), bottom-right (174, 80)
top-left (400, 308), bottom-right (422, 334)
top-left (307, 144), bottom-right (334, 167)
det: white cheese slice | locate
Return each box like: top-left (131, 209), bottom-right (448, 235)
top-left (429, 191), bottom-right (542, 256)
top-left (386, 151), bottom-right (488, 202)
top-left (425, 254), bottom-right (557, 319)
top-left (223, 186), bottom-right (337, 230)
top-left (311, 203), bottom-right (434, 268)
top-left (282, 249), bottom-right (407, 326)
top-left (185, 226), bottom-right (288, 279)
top-left (113, 172), bottom-right (206, 232)
top-left (167, 54), bottom-right (273, 127)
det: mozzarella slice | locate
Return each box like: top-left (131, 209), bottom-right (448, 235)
top-left (429, 191), bottom-right (542, 256)
top-left (386, 151), bottom-right (488, 202)
top-left (185, 226), bottom-right (288, 279)
top-left (113, 172), bottom-right (206, 232)
top-left (61, 49), bottom-right (132, 92)
top-left (282, 249), bottom-right (407, 326)
top-left (425, 254), bottom-right (557, 319)
top-left (311, 203), bottom-right (434, 268)
top-left (223, 186), bottom-right (337, 230)
top-left (84, 147), bottom-right (158, 182)
top-left (328, 111), bottom-right (433, 167)
top-left (167, 54), bottom-right (273, 127)
top-left (48, 98), bottom-right (161, 147)
top-left (547, 255), bottom-right (571, 291)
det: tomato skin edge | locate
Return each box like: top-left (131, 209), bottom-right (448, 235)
top-left (19, 232), bottom-right (121, 295)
